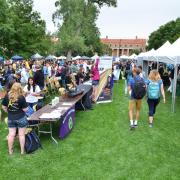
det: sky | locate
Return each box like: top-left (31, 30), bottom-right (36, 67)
top-left (33, 0), bottom-right (180, 39)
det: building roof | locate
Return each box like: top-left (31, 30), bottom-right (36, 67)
top-left (101, 38), bottom-right (146, 45)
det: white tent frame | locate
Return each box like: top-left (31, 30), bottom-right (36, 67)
top-left (140, 54), bottom-right (179, 113)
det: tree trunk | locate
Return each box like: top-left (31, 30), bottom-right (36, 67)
top-left (67, 49), bottom-right (72, 61)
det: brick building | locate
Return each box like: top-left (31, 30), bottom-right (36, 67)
top-left (101, 37), bottom-right (146, 57)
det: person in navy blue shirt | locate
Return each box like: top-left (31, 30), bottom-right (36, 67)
top-left (128, 68), bottom-right (145, 129)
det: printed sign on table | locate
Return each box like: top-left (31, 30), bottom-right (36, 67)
top-left (59, 105), bottom-right (75, 139)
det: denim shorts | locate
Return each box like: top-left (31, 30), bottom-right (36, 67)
top-left (8, 116), bottom-right (28, 128)
top-left (92, 80), bottom-right (99, 86)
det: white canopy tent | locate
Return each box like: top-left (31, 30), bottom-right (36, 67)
top-left (157, 38), bottom-right (180, 112)
top-left (31, 53), bottom-right (43, 60)
top-left (58, 56), bottom-right (66, 60)
top-left (139, 39), bottom-right (180, 112)
top-left (129, 53), bottom-right (137, 60)
top-left (72, 55), bottom-right (81, 60)
top-left (91, 55), bottom-right (99, 60)
top-left (120, 55), bottom-right (129, 60)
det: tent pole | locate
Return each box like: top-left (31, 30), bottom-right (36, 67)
top-left (157, 58), bottom-right (159, 71)
top-left (171, 64), bottom-right (178, 112)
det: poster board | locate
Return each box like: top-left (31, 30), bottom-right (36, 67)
top-left (99, 56), bottom-right (113, 73)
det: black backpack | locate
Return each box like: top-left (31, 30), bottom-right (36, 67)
top-left (25, 130), bottom-right (42, 154)
top-left (133, 77), bottom-right (146, 99)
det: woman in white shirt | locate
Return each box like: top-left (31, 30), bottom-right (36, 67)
top-left (24, 77), bottom-right (41, 107)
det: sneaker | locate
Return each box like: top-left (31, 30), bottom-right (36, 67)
top-left (149, 123), bottom-right (153, 128)
top-left (130, 125), bottom-right (135, 130)
top-left (134, 124), bottom-right (138, 128)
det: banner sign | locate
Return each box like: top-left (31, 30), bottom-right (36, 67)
top-left (113, 69), bottom-right (121, 80)
top-left (97, 74), bottom-right (114, 103)
top-left (59, 105), bottom-right (75, 139)
top-left (99, 56), bottom-right (113, 73)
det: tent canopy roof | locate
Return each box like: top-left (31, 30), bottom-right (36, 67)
top-left (0, 56), bottom-right (4, 61)
top-left (45, 55), bottom-right (57, 60)
top-left (139, 40), bottom-right (180, 65)
top-left (31, 53), bottom-right (43, 60)
top-left (11, 55), bottom-right (23, 61)
top-left (57, 56), bottom-right (66, 60)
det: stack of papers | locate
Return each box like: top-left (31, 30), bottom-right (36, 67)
top-left (62, 102), bottom-right (74, 106)
top-left (39, 112), bottom-right (61, 119)
top-left (57, 107), bottom-right (69, 111)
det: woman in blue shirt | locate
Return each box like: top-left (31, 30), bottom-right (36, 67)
top-left (146, 70), bottom-right (166, 127)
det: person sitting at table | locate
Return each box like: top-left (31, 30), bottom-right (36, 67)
top-left (76, 65), bottom-right (86, 85)
top-left (24, 77), bottom-right (41, 108)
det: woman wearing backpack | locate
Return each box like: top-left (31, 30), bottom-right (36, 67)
top-left (147, 70), bottom-right (166, 127)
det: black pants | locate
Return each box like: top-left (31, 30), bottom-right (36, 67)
top-left (147, 98), bottom-right (160, 117)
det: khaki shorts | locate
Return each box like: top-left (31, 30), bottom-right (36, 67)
top-left (129, 99), bottom-right (142, 111)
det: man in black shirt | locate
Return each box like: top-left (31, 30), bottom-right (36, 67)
top-left (34, 65), bottom-right (44, 90)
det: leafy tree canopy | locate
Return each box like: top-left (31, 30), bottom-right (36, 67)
top-left (53, 0), bottom-right (117, 59)
top-left (0, 0), bottom-right (53, 58)
top-left (148, 18), bottom-right (180, 50)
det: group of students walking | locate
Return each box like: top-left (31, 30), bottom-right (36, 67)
top-left (128, 67), bottom-right (165, 130)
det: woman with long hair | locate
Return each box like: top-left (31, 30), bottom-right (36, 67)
top-left (147, 70), bottom-right (166, 127)
top-left (2, 83), bottom-right (28, 154)
top-left (24, 77), bottom-right (41, 108)
top-left (76, 66), bottom-right (86, 85)
top-left (91, 58), bottom-right (100, 102)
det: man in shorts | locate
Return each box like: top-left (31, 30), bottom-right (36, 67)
top-left (128, 68), bottom-right (144, 130)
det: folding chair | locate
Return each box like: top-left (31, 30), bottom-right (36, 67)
top-left (54, 78), bottom-right (61, 93)
top-left (49, 77), bottom-right (56, 94)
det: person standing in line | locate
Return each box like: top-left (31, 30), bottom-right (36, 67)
top-left (146, 70), bottom-right (166, 127)
top-left (138, 65), bottom-right (146, 79)
top-left (34, 65), bottom-right (44, 90)
top-left (20, 66), bottom-right (29, 86)
top-left (32, 61), bottom-right (37, 75)
top-left (1, 83), bottom-right (28, 155)
top-left (91, 58), bottom-right (100, 102)
top-left (46, 62), bottom-right (52, 78)
top-left (128, 68), bottom-right (146, 130)
top-left (124, 61), bottom-right (133, 95)
top-left (167, 66), bottom-right (174, 93)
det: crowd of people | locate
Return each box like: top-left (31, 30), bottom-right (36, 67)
top-left (0, 59), bottom-right (95, 89)
top-left (1, 55), bottom-right (180, 154)
top-left (0, 57), bottom-right (100, 155)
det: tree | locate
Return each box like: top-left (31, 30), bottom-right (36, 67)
top-left (0, 0), bottom-right (53, 58)
top-left (148, 18), bottom-right (180, 50)
top-left (0, 0), bottom-right (12, 56)
top-left (53, 0), bottom-right (117, 60)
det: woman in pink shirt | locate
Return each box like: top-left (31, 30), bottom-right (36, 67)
top-left (91, 58), bottom-right (100, 102)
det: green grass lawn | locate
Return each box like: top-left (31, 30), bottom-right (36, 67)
top-left (0, 81), bottom-right (180, 180)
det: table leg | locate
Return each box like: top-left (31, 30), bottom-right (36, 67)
top-left (38, 122), bottom-right (58, 144)
top-left (80, 98), bottom-right (86, 111)
top-left (50, 122), bottom-right (58, 144)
